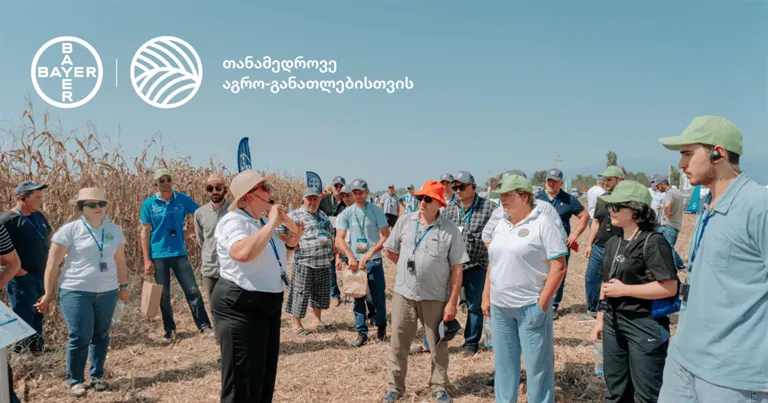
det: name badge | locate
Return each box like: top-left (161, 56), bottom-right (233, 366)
top-left (457, 226), bottom-right (464, 234)
top-left (356, 238), bottom-right (369, 254)
top-left (318, 232), bottom-right (330, 243)
top-left (99, 260), bottom-right (108, 272)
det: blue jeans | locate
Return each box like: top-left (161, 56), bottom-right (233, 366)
top-left (58, 288), bottom-right (118, 385)
top-left (153, 256), bottom-right (211, 332)
top-left (491, 303), bottom-right (555, 403)
top-left (354, 259), bottom-right (387, 335)
top-left (656, 225), bottom-right (685, 269)
top-left (552, 253), bottom-right (570, 308)
top-left (5, 273), bottom-right (45, 351)
top-left (658, 356), bottom-right (768, 403)
top-left (329, 256), bottom-right (340, 299)
top-left (585, 244), bottom-right (605, 312)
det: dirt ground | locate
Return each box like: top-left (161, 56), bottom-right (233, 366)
top-left (9, 213), bottom-right (695, 403)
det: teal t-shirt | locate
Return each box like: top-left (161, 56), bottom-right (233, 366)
top-left (140, 191), bottom-right (199, 259)
top-left (336, 202), bottom-right (389, 260)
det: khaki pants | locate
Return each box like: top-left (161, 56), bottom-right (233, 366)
top-left (388, 292), bottom-right (449, 394)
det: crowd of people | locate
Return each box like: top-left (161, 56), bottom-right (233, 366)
top-left (1, 115), bottom-right (766, 403)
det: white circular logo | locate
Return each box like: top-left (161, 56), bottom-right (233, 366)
top-left (308, 178), bottom-right (321, 189)
top-left (130, 36), bottom-right (202, 109)
top-left (30, 36), bottom-right (103, 109)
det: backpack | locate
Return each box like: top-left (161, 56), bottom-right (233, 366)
top-left (641, 232), bottom-right (682, 318)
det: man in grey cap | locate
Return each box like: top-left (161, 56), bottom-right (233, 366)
top-left (0, 180), bottom-right (53, 353)
top-left (278, 187), bottom-right (334, 334)
top-left (380, 184), bottom-right (400, 228)
top-left (649, 175), bottom-right (685, 269)
top-left (319, 176), bottom-right (348, 305)
top-left (439, 173), bottom-right (456, 207)
top-left (399, 184), bottom-right (418, 214)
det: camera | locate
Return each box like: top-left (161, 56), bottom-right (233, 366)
top-left (407, 259), bottom-right (415, 271)
top-left (170, 229), bottom-right (177, 237)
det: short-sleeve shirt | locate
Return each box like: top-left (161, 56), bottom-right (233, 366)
top-left (663, 188), bottom-right (685, 231)
top-left (399, 194), bottom-right (418, 214)
top-left (0, 224), bottom-right (15, 255)
top-left (587, 185), bottom-right (606, 219)
top-left (482, 199), bottom-right (565, 245)
top-left (600, 231), bottom-right (678, 315)
top-left (535, 189), bottom-right (585, 235)
top-left (215, 209), bottom-right (285, 293)
top-left (51, 216), bottom-right (126, 293)
top-left (669, 174), bottom-right (768, 391)
top-left (593, 194), bottom-right (623, 248)
top-left (335, 203), bottom-right (389, 260)
top-left (194, 201), bottom-right (231, 278)
top-left (384, 212), bottom-right (469, 301)
top-left (443, 195), bottom-right (497, 270)
top-left (487, 209), bottom-right (568, 308)
top-left (278, 207), bottom-right (333, 268)
top-left (140, 191), bottom-right (199, 259)
top-left (0, 209), bottom-right (52, 277)
top-left (380, 194), bottom-right (399, 216)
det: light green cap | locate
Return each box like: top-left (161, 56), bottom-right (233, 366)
top-left (153, 168), bottom-right (173, 181)
top-left (599, 180), bottom-right (652, 206)
top-left (599, 165), bottom-right (625, 179)
top-left (659, 116), bottom-right (743, 156)
top-left (489, 175), bottom-right (532, 199)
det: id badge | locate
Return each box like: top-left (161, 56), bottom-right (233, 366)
top-left (457, 226), bottom-right (464, 234)
top-left (99, 260), bottom-right (108, 272)
top-left (318, 232), bottom-right (329, 243)
top-left (355, 238), bottom-right (369, 254)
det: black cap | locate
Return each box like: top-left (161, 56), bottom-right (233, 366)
top-left (546, 168), bottom-right (563, 181)
top-left (16, 181), bottom-right (48, 195)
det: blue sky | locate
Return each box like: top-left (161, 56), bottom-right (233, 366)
top-left (2, 1), bottom-right (767, 190)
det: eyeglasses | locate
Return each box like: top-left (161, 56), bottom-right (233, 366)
top-left (206, 185), bottom-right (224, 193)
top-left (608, 203), bottom-right (631, 213)
top-left (452, 183), bottom-right (471, 191)
top-left (158, 177), bottom-right (172, 184)
top-left (416, 195), bottom-right (433, 204)
top-left (83, 201), bottom-right (108, 209)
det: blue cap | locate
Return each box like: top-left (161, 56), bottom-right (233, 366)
top-left (16, 181), bottom-right (48, 195)
top-left (546, 168), bottom-right (563, 180)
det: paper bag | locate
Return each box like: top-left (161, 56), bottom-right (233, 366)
top-left (343, 269), bottom-right (368, 299)
top-left (141, 281), bottom-right (163, 318)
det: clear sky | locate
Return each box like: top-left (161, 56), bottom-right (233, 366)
top-left (2, 1), bottom-right (766, 190)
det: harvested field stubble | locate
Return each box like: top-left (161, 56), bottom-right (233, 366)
top-left (1, 108), bottom-right (693, 402)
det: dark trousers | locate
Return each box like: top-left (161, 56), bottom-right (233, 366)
top-left (385, 214), bottom-right (398, 227)
top-left (202, 275), bottom-right (220, 343)
top-left (5, 273), bottom-right (45, 351)
top-left (552, 252), bottom-right (570, 308)
top-left (8, 362), bottom-right (20, 403)
top-left (211, 278), bottom-right (283, 403)
top-left (153, 256), bottom-right (211, 332)
top-left (603, 310), bottom-right (669, 403)
top-left (329, 256), bottom-right (340, 299)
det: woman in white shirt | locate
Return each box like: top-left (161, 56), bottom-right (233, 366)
top-left (35, 188), bottom-right (129, 398)
top-left (482, 175), bottom-right (567, 403)
top-left (211, 170), bottom-right (302, 403)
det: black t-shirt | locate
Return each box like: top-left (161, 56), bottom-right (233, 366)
top-left (319, 194), bottom-right (346, 217)
top-left (0, 210), bottom-right (52, 278)
top-left (593, 195), bottom-right (623, 247)
top-left (600, 231), bottom-right (678, 315)
top-left (535, 189), bottom-right (585, 235)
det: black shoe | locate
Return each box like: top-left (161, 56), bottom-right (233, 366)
top-left (161, 330), bottom-right (176, 344)
top-left (462, 345), bottom-right (477, 358)
top-left (353, 333), bottom-right (368, 347)
top-left (376, 327), bottom-right (386, 342)
top-left (382, 391), bottom-right (400, 402)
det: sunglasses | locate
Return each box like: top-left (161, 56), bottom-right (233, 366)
top-left (416, 195), bottom-right (433, 204)
top-left (83, 201), bottom-right (108, 209)
top-left (334, 184), bottom-right (343, 188)
top-left (157, 177), bottom-right (172, 184)
top-left (248, 183), bottom-right (272, 194)
top-left (206, 185), bottom-right (224, 193)
top-left (608, 203), bottom-right (631, 213)
top-left (452, 183), bottom-right (471, 191)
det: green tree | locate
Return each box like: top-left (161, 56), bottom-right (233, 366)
top-left (572, 174), bottom-right (597, 191)
top-left (532, 170), bottom-right (547, 186)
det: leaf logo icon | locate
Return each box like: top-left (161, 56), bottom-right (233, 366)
top-left (130, 36), bottom-right (203, 109)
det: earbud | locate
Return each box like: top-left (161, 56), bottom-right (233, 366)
top-left (20, 195), bottom-right (25, 201)
top-left (710, 149), bottom-right (722, 163)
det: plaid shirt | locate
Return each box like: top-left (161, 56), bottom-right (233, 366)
top-left (442, 195), bottom-right (498, 270)
top-left (277, 207), bottom-right (333, 268)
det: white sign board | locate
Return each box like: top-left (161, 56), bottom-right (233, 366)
top-left (0, 301), bottom-right (35, 349)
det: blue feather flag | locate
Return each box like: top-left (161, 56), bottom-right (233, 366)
top-left (237, 137), bottom-right (252, 172)
top-left (306, 171), bottom-right (322, 192)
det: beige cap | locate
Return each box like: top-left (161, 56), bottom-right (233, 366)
top-left (228, 170), bottom-right (276, 212)
top-left (69, 188), bottom-right (107, 206)
top-left (206, 173), bottom-right (226, 185)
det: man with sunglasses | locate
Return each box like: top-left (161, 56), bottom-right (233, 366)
top-left (583, 165), bottom-right (625, 320)
top-left (319, 176), bottom-right (348, 306)
top-left (440, 171), bottom-right (498, 357)
top-left (140, 168), bottom-right (212, 343)
top-left (381, 180), bottom-right (468, 403)
top-left (194, 174), bottom-right (231, 310)
top-left (380, 184), bottom-right (400, 228)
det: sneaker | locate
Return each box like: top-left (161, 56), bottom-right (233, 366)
top-left (462, 345), bottom-right (477, 358)
top-left (201, 326), bottom-right (214, 335)
top-left (91, 379), bottom-right (108, 392)
top-left (552, 306), bottom-right (559, 320)
top-left (434, 390), bottom-right (452, 403)
top-left (353, 333), bottom-right (368, 347)
top-left (376, 327), bottom-right (387, 342)
top-left (382, 391), bottom-right (400, 402)
top-left (161, 330), bottom-right (176, 344)
top-left (69, 384), bottom-right (87, 398)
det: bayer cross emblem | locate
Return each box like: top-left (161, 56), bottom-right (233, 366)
top-left (518, 229), bottom-right (530, 238)
top-left (309, 178), bottom-right (320, 190)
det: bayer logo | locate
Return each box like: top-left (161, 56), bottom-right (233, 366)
top-left (308, 178), bottom-right (321, 190)
top-left (130, 36), bottom-right (202, 109)
top-left (30, 36), bottom-right (103, 109)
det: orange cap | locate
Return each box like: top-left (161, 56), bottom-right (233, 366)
top-left (413, 180), bottom-right (446, 208)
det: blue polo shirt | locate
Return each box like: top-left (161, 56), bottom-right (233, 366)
top-left (535, 189), bottom-right (584, 236)
top-left (140, 191), bottom-right (200, 259)
top-left (336, 202), bottom-right (389, 260)
top-left (399, 193), bottom-right (418, 213)
top-left (669, 173), bottom-right (768, 391)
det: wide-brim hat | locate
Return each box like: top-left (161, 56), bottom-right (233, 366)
top-left (413, 180), bottom-right (447, 208)
top-left (228, 170), bottom-right (276, 212)
top-left (69, 188), bottom-right (107, 206)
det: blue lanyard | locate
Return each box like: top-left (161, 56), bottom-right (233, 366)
top-left (688, 211), bottom-right (712, 273)
top-left (16, 208), bottom-right (45, 240)
top-left (457, 196), bottom-right (477, 228)
top-left (354, 204), bottom-right (369, 234)
top-left (81, 217), bottom-right (105, 259)
top-left (413, 221), bottom-right (434, 249)
top-left (240, 209), bottom-right (283, 270)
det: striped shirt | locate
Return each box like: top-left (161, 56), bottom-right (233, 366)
top-left (0, 224), bottom-right (14, 255)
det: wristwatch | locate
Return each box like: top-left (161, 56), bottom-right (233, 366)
top-left (286, 244), bottom-right (297, 251)
top-left (119, 284), bottom-right (129, 291)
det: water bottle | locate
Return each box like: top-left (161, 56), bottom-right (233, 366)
top-left (593, 338), bottom-right (604, 377)
top-left (112, 300), bottom-right (126, 323)
top-left (483, 318), bottom-right (493, 348)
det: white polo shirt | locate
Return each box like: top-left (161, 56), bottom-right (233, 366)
top-left (482, 199), bottom-right (565, 244)
top-left (487, 209), bottom-right (568, 308)
top-left (51, 216), bottom-right (125, 293)
top-left (215, 209), bottom-right (286, 293)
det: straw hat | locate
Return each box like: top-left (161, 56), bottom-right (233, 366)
top-left (69, 188), bottom-right (107, 206)
top-left (206, 173), bottom-right (226, 185)
top-left (228, 170), bottom-right (276, 212)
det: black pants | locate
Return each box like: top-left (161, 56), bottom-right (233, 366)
top-left (603, 310), bottom-right (669, 403)
top-left (385, 214), bottom-right (398, 227)
top-left (211, 278), bottom-right (283, 403)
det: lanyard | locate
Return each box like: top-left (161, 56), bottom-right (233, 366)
top-left (688, 211), bottom-right (712, 273)
top-left (354, 204), bottom-right (369, 234)
top-left (413, 221), bottom-right (434, 249)
top-left (456, 195), bottom-right (477, 229)
top-left (16, 208), bottom-right (45, 240)
top-left (81, 217), bottom-right (105, 260)
top-left (608, 228), bottom-right (641, 279)
top-left (240, 209), bottom-right (283, 271)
